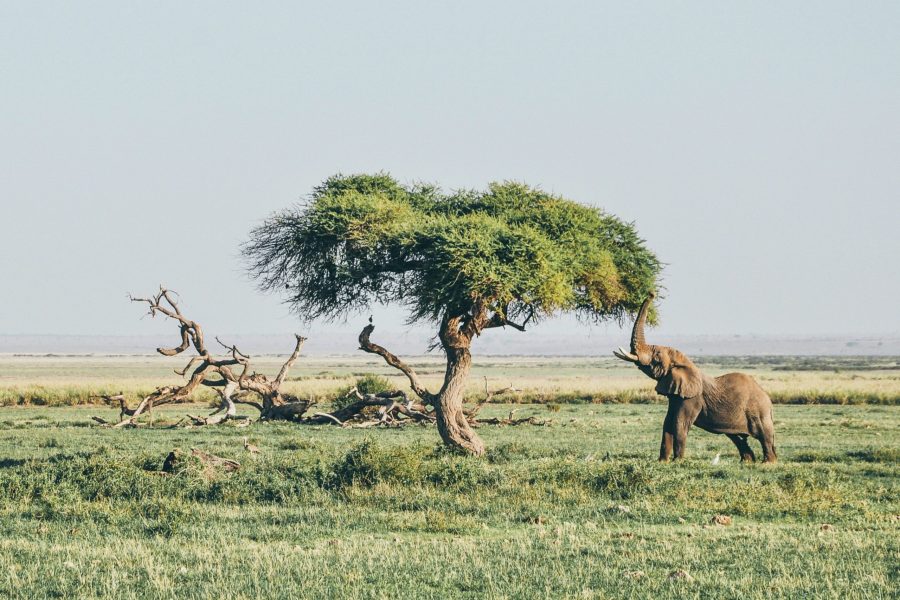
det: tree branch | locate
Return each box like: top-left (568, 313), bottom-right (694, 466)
top-left (129, 287), bottom-right (208, 356)
top-left (358, 323), bottom-right (432, 401)
top-left (482, 314), bottom-right (527, 331)
top-left (482, 303), bottom-right (534, 332)
top-left (121, 288), bottom-right (315, 426)
top-left (158, 325), bottom-right (192, 356)
top-left (275, 334), bottom-right (307, 387)
top-left (176, 356), bottom-right (205, 377)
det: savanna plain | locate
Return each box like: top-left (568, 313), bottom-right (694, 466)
top-left (0, 354), bottom-right (897, 599)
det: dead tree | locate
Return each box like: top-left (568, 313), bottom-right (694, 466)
top-left (91, 393), bottom-right (137, 421)
top-left (95, 288), bottom-right (553, 431)
top-left (464, 377), bottom-right (519, 423)
top-left (96, 287), bottom-right (312, 427)
top-left (203, 335), bottom-right (312, 422)
top-left (356, 322), bottom-right (439, 419)
top-left (317, 387), bottom-right (435, 427)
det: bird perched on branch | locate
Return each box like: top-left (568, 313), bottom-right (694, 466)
top-left (243, 437), bottom-right (260, 455)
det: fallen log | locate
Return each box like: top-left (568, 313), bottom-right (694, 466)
top-left (472, 407), bottom-right (551, 427)
top-left (315, 388), bottom-right (435, 426)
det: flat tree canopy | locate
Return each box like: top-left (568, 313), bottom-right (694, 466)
top-left (244, 173), bottom-right (661, 453)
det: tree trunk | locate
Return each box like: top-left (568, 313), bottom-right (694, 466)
top-left (218, 381), bottom-right (238, 418)
top-left (434, 346), bottom-right (485, 456)
top-left (260, 396), bottom-right (311, 421)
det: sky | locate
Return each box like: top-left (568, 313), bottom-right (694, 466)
top-left (1, 1), bottom-right (898, 349)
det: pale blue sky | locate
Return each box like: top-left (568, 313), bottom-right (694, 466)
top-left (1, 2), bottom-right (898, 344)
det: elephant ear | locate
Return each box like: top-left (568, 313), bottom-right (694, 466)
top-left (655, 359), bottom-right (703, 399)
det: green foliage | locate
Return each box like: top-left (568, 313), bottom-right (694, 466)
top-left (244, 173), bottom-right (662, 326)
top-left (332, 373), bottom-right (395, 411)
top-left (323, 440), bottom-right (425, 489)
top-left (354, 374), bottom-right (394, 395)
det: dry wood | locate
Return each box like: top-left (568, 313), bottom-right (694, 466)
top-left (472, 414), bottom-right (552, 427)
top-left (96, 287), bottom-right (313, 427)
top-left (312, 412), bottom-right (345, 426)
top-left (358, 324), bottom-right (432, 401)
top-left (324, 387), bottom-right (435, 426)
top-left (94, 289), bottom-right (550, 434)
top-left (465, 377), bottom-right (520, 422)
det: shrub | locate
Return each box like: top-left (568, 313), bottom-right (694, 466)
top-left (332, 374), bottom-right (396, 411)
top-left (424, 457), bottom-right (499, 490)
top-left (323, 441), bottom-right (424, 490)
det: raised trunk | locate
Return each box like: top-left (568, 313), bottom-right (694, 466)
top-left (630, 293), bottom-right (654, 353)
top-left (434, 346), bottom-right (485, 455)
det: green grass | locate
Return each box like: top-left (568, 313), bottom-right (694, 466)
top-left (0, 402), bottom-right (896, 599)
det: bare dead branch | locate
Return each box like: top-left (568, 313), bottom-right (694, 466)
top-left (465, 377), bottom-right (520, 421)
top-left (158, 325), bottom-right (191, 356)
top-left (216, 336), bottom-right (250, 361)
top-left (274, 334), bottom-right (307, 387)
top-left (324, 387), bottom-right (434, 427)
top-left (358, 323), bottom-right (432, 401)
top-left (129, 287), bottom-right (210, 357)
top-left (175, 356), bottom-right (206, 377)
top-left (232, 395), bottom-right (265, 413)
top-left (312, 412), bottom-right (345, 426)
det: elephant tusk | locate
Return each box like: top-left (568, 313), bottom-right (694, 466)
top-left (613, 347), bottom-right (639, 362)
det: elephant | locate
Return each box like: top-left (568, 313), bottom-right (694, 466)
top-left (613, 293), bottom-right (777, 463)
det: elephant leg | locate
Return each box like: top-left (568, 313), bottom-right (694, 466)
top-left (757, 417), bottom-right (777, 463)
top-left (727, 434), bottom-right (756, 462)
top-left (659, 430), bottom-right (674, 462)
top-left (672, 422), bottom-right (691, 459)
top-left (659, 405), bottom-right (677, 462)
top-left (672, 399), bottom-right (702, 460)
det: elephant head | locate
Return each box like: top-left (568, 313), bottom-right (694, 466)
top-left (613, 293), bottom-right (704, 399)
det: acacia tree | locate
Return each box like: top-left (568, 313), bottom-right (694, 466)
top-left (243, 174), bottom-right (661, 454)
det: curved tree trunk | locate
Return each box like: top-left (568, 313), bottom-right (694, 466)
top-left (358, 316), bottom-right (489, 455)
top-left (217, 381), bottom-right (239, 419)
top-left (434, 347), bottom-right (485, 455)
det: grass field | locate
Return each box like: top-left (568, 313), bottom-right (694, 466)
top-left (3, 354), bottom-right (900, 407)
top-left (0, 356), bottom-right (897, 598)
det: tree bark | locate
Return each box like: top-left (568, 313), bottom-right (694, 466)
top-left (260, 400), bottom-right (312, 421)
top-left (434, 346), bottom-right (485, 455)
top-left (358, 312), bottom-right (512, 455)
top-left (431, 310), bottom-right (488, 456)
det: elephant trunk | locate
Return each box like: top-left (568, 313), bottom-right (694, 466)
top-left (630, 292), bottom-right (655, 353)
